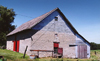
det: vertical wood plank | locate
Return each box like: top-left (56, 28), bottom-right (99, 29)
top-left (78, 45), bottom-right (80, 58)
top-left (78, 45), bottom-right (87, 58)
top-left (84, 45), bottom-right (87, 58)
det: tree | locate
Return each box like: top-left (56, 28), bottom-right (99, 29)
top-left (90, 42), bottom-right (100, 50)
top-left (0, 5), bottom-right (16, 46)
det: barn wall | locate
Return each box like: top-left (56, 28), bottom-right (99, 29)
top-left (31, 10), bottom-right (76, 58)
top-left (6, 35), bottom-right (15, 51)
top-left (6, 41), bottom-right (13, 51)
top-left (87, 44), bottom-right (90, 58)
top-left (19, 38), bottom-right (32, 55)
top-left (76, 34), bottom-right (90, 58)
top-left (6, 29), bottom-right (37, 54)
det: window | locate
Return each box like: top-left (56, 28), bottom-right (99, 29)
top-left (55, 33), bottom-right (58, 37)
top-left (55, 17), bottom-right (58, 21)
top-left (54, 42), bottom-right (59, 47)
top-left (55, 33), bottom-right (58, 40)
top-left (54, 42), bottom-right (59, 54)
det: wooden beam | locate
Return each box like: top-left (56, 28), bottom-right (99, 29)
top-left (30, 50), bottom-right (54, 52)
top-left (23, 46), bottom-right (28, 58)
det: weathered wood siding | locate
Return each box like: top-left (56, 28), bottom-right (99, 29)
top-left (76, 34), bottom-right (90, 58)
top-left (31, 10), bottom-right (76, 58)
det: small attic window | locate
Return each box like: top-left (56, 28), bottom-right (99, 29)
top-left (55, 17), bottom-right (58, 21)
top-left (55, 33), bottom-right (58, 37)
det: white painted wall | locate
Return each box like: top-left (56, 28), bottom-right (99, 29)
top-left (19, 38), bottom-right (32, 55)
top-left (6, 41), bottom-right (13, 51)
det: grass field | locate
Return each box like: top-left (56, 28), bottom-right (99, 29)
top-left (0, 49), bottom-right (100, 61)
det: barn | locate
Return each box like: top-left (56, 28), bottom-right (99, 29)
top-left (6, 8), bottom-right (90, 58)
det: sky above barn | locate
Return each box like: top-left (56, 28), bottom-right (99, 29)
top-left (0, 0), bottom-right (100, 43)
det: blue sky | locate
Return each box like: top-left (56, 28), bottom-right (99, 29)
top-left (0, 0), bottom-right (100, 43)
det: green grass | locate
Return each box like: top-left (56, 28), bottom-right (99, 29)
top-left (90, 50), bottom-right (100, 60)
top-left (0, 49), bottom-right (30, 61)
top-left (0, 49), bottom-right (100, 61)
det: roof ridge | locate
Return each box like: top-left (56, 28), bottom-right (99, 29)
top-left (19, 8), bottom-right (58, 29)
top-left (29, 7), bottom-right (59, 29)
top-left (25, 8), bottom-right (56, 24)
top-left (18, 7), bottom-right (59, 29)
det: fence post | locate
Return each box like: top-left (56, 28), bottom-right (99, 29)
top-left (23, 46), bottom-right (28, 58)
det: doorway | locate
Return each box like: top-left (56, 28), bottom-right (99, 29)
top-left (13, 40), bottom-right (20, 52)
top-left (78, 45), bottom-right (87, 58)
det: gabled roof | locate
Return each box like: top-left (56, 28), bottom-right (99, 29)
top-left (7, 8), bottom-right (90, 45)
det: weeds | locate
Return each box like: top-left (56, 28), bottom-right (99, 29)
top-left (0, 49), bottom-right (100, 61)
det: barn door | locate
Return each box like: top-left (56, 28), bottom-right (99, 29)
top-left (78, 45), bottom-right (87, 58)
top-left (13, 40), bottom-right (20, 52)
top-left (58, 48), bottom-right (63, 55)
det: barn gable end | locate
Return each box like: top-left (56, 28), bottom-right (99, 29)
top-left (30, 10), bottom-right (76, 58)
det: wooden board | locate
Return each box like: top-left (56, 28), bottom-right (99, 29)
top-left (78, 45), bottom-right (87, 58)
top-left (58, 48), bottom-right (63, 54)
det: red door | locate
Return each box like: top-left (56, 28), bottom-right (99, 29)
top-left (13, 41), bottom-right (16, 51)
top-left (58, 48), bottom-right (63, 55)
top-left (13, 40), bottom-right (20, 52)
